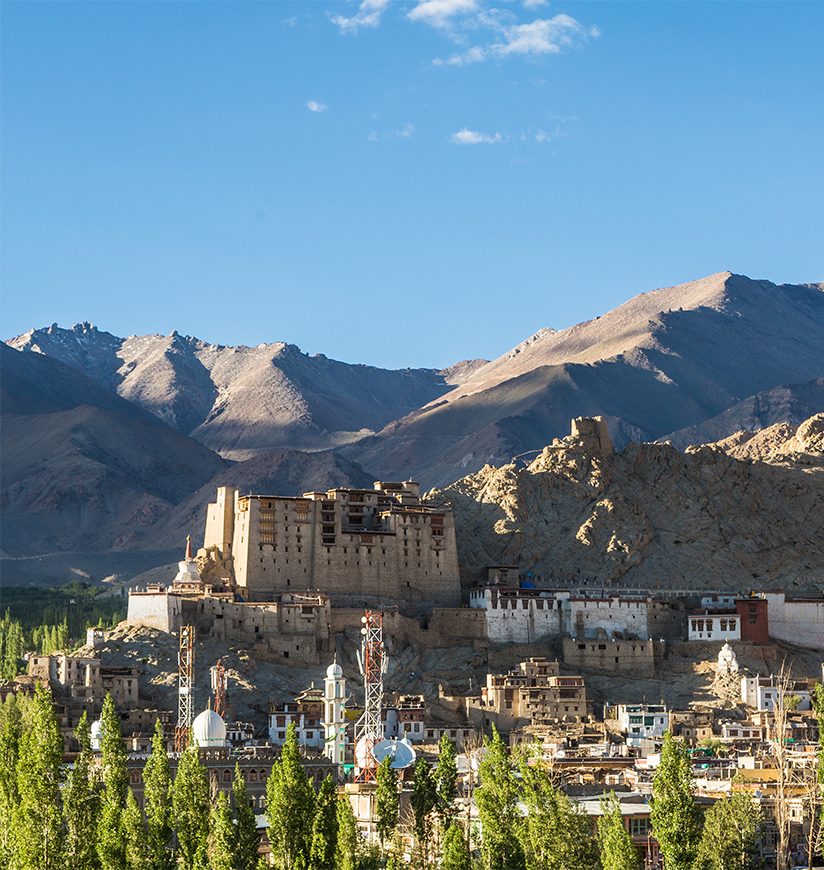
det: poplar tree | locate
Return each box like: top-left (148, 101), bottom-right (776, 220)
top-left (63, 711), bottom-right (101, 870)
top-left (375, 755), bottom-right (399, 847)
top-left (143, 718), bottom-right (174, 870)
top-left (440, 824), bottom-right (472, 870)
top-left (517, 758), bottom-right (597, 870)
top-left (97, 693), bottom-right (128, 870)
top-left (597, 793), bottom-right (640, 870)
top-left (694, 792), bottom-right (762, 870)
top-left (124, 788), bottom-right (149, 870)
top-left (433, 734), bottom-right (458, 827)
top-left (14, 682), bottom-right (64, 870)
top-left (335, 796), bottom-right (360, 870)
top-left (309, 775), bottom-right (338, 869)
top-left (207, 792), bottom-right (236, 870)
top-left (231, 763), bottom-right (259, 870)
top-left (1, 619), bottom-right (24, 678)
top-left (172, 744), bottom-right (211, 870)
top-left (265, 722), bottom-right (315, 869)
top-left (650, 731), bottom-right (702, 870)
top-left (411, 757), bottom-right (438, 865)
top-left (475, 726), bottom-right (523, 870)
top-left (0, 693), bottom-right (22, 866)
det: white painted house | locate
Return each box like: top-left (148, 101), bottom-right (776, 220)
top-left (615, 704), bottom-right (670, 747)
top-left (740, 675), bottom-right (812, 712)
top-left (687, 610), bottom-right (741, 642)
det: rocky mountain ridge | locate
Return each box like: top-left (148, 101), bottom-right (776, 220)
top-left (7, 323), bottom-right (474, 458)
top-left (345, 272), bottom-right (824, 485)
top-left (429, 415), bottom-right (824, 592)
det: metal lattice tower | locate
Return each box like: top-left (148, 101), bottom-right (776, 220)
top-left (175, 625), bottom-right (195, 751)
top-left (210, 659), bottom-right (227, 720)
top-left (354, 610), bottom-right (387, 782)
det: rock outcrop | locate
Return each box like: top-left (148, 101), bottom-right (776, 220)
top-left (429, 416), bottom-right (824, 592)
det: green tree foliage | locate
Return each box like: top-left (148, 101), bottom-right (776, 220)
top-left (335, 796), bottom-right (360, 870)
top-left (650, 731), bottom-right (703, 870)
top-left (265, 722), bottom-right (316, 869)
top-left (440, 824), bottom-right (472, 870)
top-left (433, 734), bottom-right (458, 826)
top-left (411, 757), bottom-right (438, 865)
top-left (63, 712), bottom-right (101, 870)
top-left (0, 693), bottom-right (22, 865)
top-left (375, 755), bottom-right (399, 848)
top-left (232, 763), bottom-right (260, 870)
top-left (597, 793), bottom-right (640, 870)
top-left (172, 744), bottom-right (211, 870)
top-left (517, 758), bottom-right (598, 870)
top-left (814, 683), bottom-right (824, 830)
top-left (143, 718), bottom-right (174, 870)
top-left (694, 792), bottom-right (762, 870)
top-left (208, 792), bottom-right (236, 870)
top-left (475, 726), bottom-right (524, 870)
top-left (97, 693), bottom-right (128, 870)
top-left (309, 775), bottom-right (338, 869)
top-left (0, 614), bottom-right (25, 679)
top-left (2, 585), bottom-right (125, 639)
top-left (124, 788), bottom-right (149, 870)
top-left (14, 682), bottom-right (64, 870)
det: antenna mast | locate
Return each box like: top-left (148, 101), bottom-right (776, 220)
top-left (175, 624), bottom-right (195, 751)
top-left (354, 610), bottom-right (387, 782)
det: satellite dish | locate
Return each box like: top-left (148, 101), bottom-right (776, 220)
top-left (372, 737), bottom-right (416, 769)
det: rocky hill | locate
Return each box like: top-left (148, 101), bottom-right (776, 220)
top-left (345, 273), bottom-right (824, 485)
top-left (6, 323), bottom-right (472, 458)
top-left (429, 416), bottom-right (824, 593)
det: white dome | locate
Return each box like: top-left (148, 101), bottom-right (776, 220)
top-left (326, 661), bottom-right (343, 679)
top-left (192, 708), bottom-right (226, 747)
top-left (90, 719), bottom-right (103, 751)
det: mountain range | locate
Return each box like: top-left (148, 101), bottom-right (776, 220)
top-left (3, 270), bottom-right (823, 584)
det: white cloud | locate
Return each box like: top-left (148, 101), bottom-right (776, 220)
top-left (433, 45), bottom-right (487, 66)
top-left (306, 101), bottom-right (328, 113)
top-left (368, 123), bottom-right (415, 141)
top-left (332, 0), bottom-right (390, 34)
top-left (492, 14), bottom-right (595, 58)
top-left (523, 0), bottom-right (548, 8)
top-left (450, 128), bottom-right (504, 145)
top-left (408, 0), bottom-right (478, 28)
top-left (433, 12), bottom-right (598, 65)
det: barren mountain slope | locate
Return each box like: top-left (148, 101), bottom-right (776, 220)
top-left (0, 343), bottom-right (227, 556)
top-left (428, 416), bottom-right (824, 592)
top-left (6, 323), bottom-right (467, 457)
top-left (664, 377), bottom-right (824, 449)
top-left (345, 273), bottom-right (824, 485)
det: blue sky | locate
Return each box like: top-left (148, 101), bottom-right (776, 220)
top-left (2, 0), bottom-right (822, 369)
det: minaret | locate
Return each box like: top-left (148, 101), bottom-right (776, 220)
top-left (323, 656), bottom-right (347, 767)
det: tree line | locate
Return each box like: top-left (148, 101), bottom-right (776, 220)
top-left (1, 590), bottom-right (125, 681)
top-left (1, 683), bottom-right (822, 869)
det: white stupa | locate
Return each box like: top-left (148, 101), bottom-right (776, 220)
top-left (90, 718), bottom-right (103, 751)
top-left (717, 642), bottom-right (739, 675)
top-left (173, 536), bottom-right (203, 588)
top-left (192, 707), bottom-right (227, 748)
